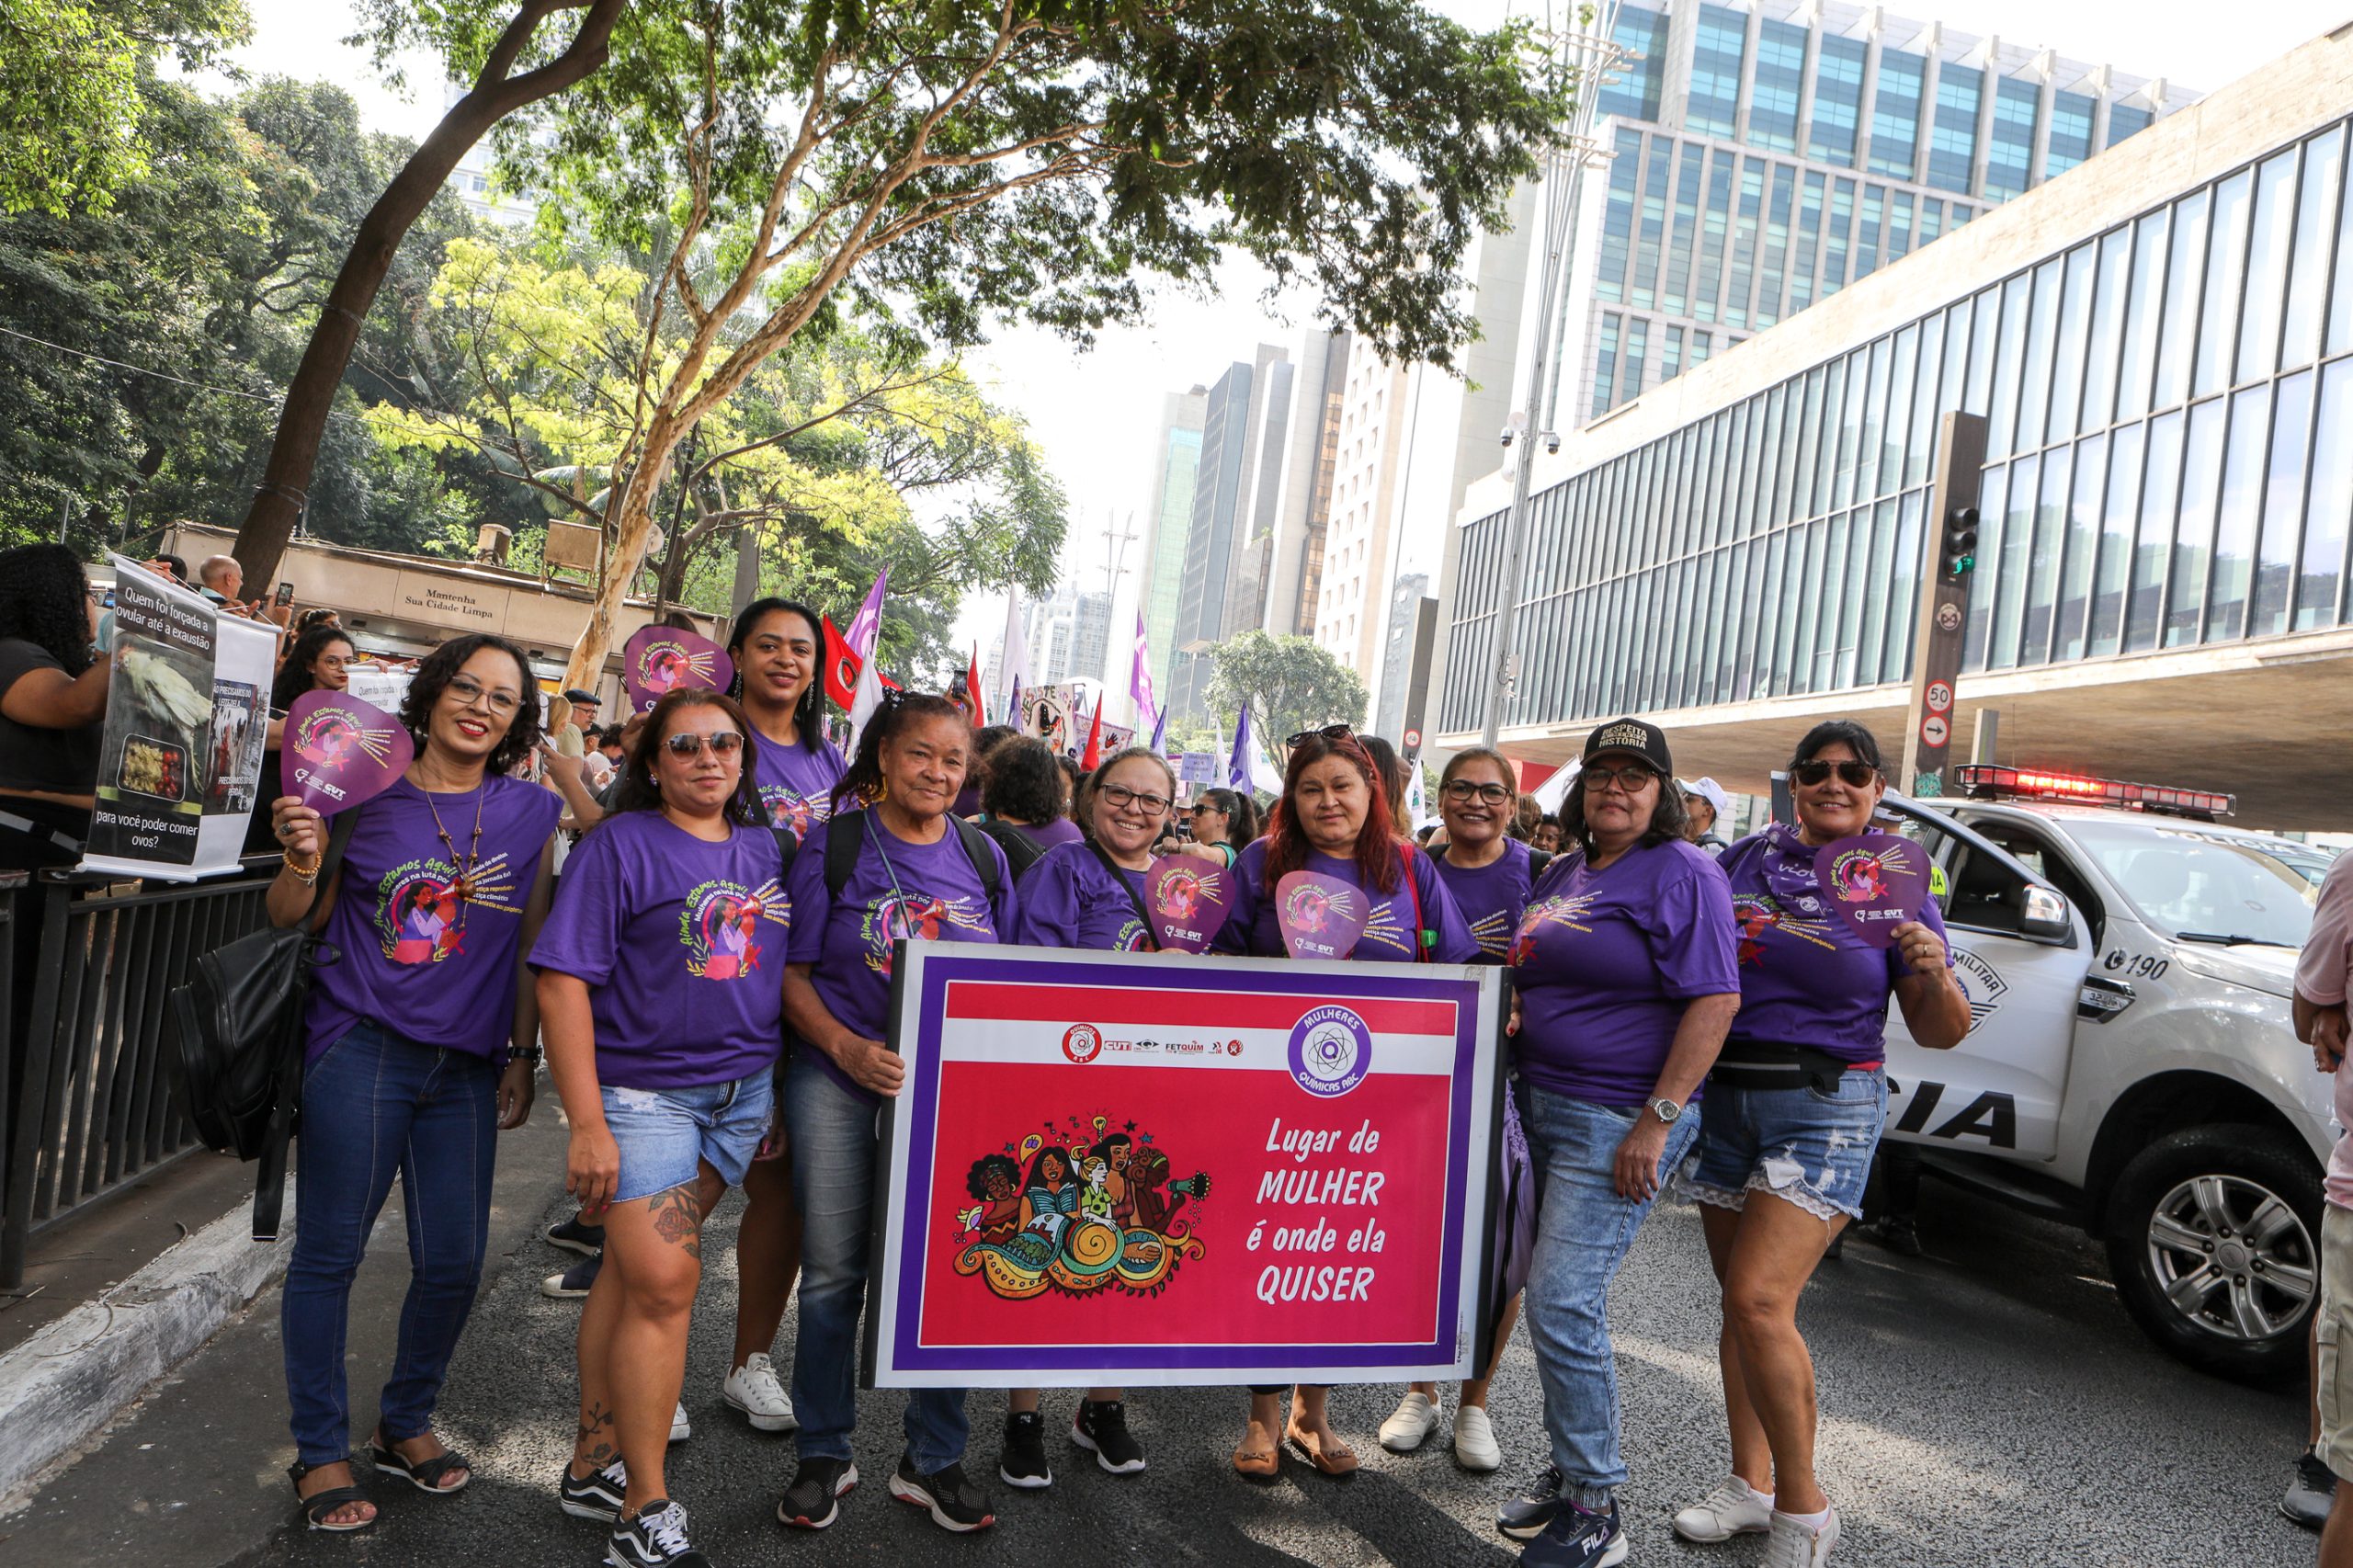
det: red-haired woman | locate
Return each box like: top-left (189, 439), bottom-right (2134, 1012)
top-left (1211, 725), bottom-right (1477, 1482)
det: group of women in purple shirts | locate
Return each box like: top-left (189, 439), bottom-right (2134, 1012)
top-left (258, 590), bottom-right (1966, 1568)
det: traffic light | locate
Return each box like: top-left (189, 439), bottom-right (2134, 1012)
top-left (1940, 506), bottom-right (1980, 576)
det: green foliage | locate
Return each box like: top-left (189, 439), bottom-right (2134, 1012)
top-left (1202, 631), bottom-right (1368, 762)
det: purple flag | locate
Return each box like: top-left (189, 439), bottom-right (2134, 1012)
top-left (622, 624), bottom-right (735, 715)
top-left (1227, 704), bottom-right (1253, 792)
top-left (846, 566), bottom-right (890, 658)
top-left (1275, 869), bottom-right (1370, 962)
top-left (1146, 856), bottom-right (1233, 954)
top-left (1812, 832), bottom-right (1930, 949)
top-left (1130, 611), bottom-right (1160, 742)
top-left (284, 689), bottom-right (414, 816)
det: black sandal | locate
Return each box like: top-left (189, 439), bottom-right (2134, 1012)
top-left (289, 1459), bottom-right (377, 1533)
top-left (369, 1434), bottom-right (472, 1494)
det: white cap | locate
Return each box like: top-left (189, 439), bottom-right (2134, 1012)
top-left (1680, 777), bottom-right (1731, 818)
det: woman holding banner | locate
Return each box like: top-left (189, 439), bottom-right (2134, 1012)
top-left (710, 597), bottom-right (843, 1437)
top-left (1496, 716), bottom-right (1740, 1568)
top-left (1671, 722), bottom-right (1964, 1568)
top-left (1384, 744), bottom-right (1549, 1472)
top-left (777, 691), bottom-right (1018, 1536)
top-left (267, 633), bottom-right (558, 1535)
top-left (994, 745), bottom-right (1179, 1486)
top-left (0, 543), bottom-right (110, 872)
top-left (1214, 725), bottom-right (1477, 1480)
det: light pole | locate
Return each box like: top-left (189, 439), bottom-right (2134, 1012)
top-left (1479, 6), bottom-right (1628, 749)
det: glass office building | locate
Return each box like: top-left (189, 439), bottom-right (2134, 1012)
top-left (1440, 51), bottom-right (2353, 745)
top-left (1552, 2), bottom-right (2183, 429)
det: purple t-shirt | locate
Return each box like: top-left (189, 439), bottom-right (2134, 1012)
top-left (1013, 817), bottom-right (1084, 855)
top-left (751, 733), bottom-right (846, 843)
top-left (529, 812), bottom-right (788, 1089)
top-left (306, 776), bottom-right (561, 1063)
top-left (1718, 824), bottom-right (1956, 1065)
top-left (1434, 838), bottom-right (1540, 965)
top-left (786, 811), bottom-right (1018, 1102)
top-left (1013, 840), bottom-right (1153, 951)
top-left (1216, 839), bottom-right (1480, 964)
top-left (1507, 838), bottom-right (1740, 1106)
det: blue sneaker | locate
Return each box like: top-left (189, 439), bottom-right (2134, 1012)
top-left (1521, 1498), bottom-right (1626, 1568)
top-left (1497, 1464), bottom-right (1563, 1541)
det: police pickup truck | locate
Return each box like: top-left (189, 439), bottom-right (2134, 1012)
top-left (1865, 765), bottom-right (2326, 1383)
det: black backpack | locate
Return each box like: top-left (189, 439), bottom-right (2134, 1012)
top-left (165, 809), bottom-right (357, 1241)
top-left (778, 808), bottom-right (1003, 905)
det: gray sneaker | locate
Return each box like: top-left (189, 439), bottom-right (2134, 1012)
top-left (2284, 1449), bottom-right (2336, 1531)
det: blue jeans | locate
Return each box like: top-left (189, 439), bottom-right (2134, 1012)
top-left (1518, 1079), bottom-right (1700, 1505)
top-left (281, 1020), bottom-right (496, 1467)
top-left (786, 1050), bottom-right (968, 1472)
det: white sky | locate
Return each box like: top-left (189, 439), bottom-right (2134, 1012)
top-left (209, 0), bottom-right (2352, 666)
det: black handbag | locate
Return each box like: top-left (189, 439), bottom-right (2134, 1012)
top-left (165, 809), bottom-right (357, 1241)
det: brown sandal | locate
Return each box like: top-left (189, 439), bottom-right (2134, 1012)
top-left (1285, 1423), bottom-right (1359, 1476)
top-left (1233, 1419), bottom-right (1281, 1478)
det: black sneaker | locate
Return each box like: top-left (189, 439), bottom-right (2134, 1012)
top-left (1496, 1463), bottom-right (1563, 1541)
top-left (542, 1251), bottom-right (602, 1300)
top-left (606, 1499), bottom-right (708, 1568)
top-left (2285, 1449), bottom-right (2338, 1531)
top-left (1522, 1498), bottom-right (1625, 1568)
top-left (776, 1455), bottom-right (858, 1531)
top-left (1874, 1213), bottom-right (1923, 1257)
top-left (890, 1454), bottom-right (995, 1533)
top-left (559, 1457), bottom-right (626, 1521)
top-left (547, 1215), bottom-right (607, 1256)
top-left (998, 1411), bottom-right (1051, 1489)
top-left (1072, 1399), bottom-right (1146, 1474)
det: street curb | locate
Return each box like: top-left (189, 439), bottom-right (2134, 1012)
top-left (0, 1178), bottom-right (289, 1511)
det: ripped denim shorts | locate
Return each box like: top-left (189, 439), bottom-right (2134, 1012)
top-left (1679, 1066), bottom-right (1887, 1222)
top-left (600, 1072), bottom-right (772, 1204)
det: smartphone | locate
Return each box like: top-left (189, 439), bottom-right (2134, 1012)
top-left (275, 582), bottom-right (295, 607)
top-left (101, 587), bottom-right (116, 609)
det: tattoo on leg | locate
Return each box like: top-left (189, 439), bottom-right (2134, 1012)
top-left (647, 1182), bottom-right (704, 1259)
top-left (576, 1401), bottom-right (616, 1467)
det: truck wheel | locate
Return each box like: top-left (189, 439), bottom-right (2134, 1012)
top-left (2103, 1123), bottom-right (2323, 1384)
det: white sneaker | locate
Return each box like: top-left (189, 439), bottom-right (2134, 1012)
top-left (1671, 1475), bottom-right (1774, 1542)
top-left (1451, 1404), bottom-right (1502, 1471)
top-left (668, 1400), bottom-right (690, 1445)
top-left (722, 1353), bottom-right (799, 1432)
top-left (1763, 1506), bottom-right (1839, 1567)
top-left (1378, 1391), bottom-right (1443, 1453)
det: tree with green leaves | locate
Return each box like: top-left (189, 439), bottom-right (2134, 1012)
top-left (1203, 631), bottom-right (1368, 763)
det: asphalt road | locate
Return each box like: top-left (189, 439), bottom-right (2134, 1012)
top-left (14, 1150), bottom-right (2319, 1568)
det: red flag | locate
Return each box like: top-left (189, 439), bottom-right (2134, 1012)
top-left (822, 616), bottom-right (860, 710)
top-left (965, 645), bottom-right (987, 726)
top-left (1080, 697), bottom-right (1103, 770)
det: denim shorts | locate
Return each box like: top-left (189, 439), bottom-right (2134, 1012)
top-left (1681, 1067), bottom-right (1887, 1222)
top-left (602, 1071), bottom-right (773, 1203)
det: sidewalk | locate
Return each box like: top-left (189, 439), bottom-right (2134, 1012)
top-left (0, 1110), bottom-right (569, 1565)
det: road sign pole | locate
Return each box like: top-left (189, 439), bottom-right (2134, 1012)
top-left (1900, 411), bottom-right (1989, 796)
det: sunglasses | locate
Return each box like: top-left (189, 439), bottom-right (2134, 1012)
top-left (1287, 723), bottom-right (1358, 748)
top-left (662, 731), bottom-right (745, 758)
top-left (1790, 760), bottom-right (1880, 788)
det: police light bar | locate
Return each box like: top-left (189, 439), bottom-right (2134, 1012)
top-left (1951, 764), bottom-right (2234, 819)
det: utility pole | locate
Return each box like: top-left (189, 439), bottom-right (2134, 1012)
top-left (1099, 509), bottom-right (1137, 693)
top-left (1480, 6), bottom-right (1628, 748)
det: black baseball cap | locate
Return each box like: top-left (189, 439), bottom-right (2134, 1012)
top-left (1581, 716), bottom-right (1674, 776)
top-left (563, 687), bottom-right (600, 706)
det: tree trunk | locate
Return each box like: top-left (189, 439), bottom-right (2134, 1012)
top-left (564, 409), bottom-right (678, 689)
top-left (230, 0), bottom-right (626, 588)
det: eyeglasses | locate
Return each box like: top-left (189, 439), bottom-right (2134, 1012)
top-left (445, 674), bottom-right (521, 716)
top-left (1442, 779), bottom-right (1513, 805)
top-left (1581, 763), bottom-right (1660, 793)
top-left (662, 732), bottom-right (745, 758)
top-left (1287, 723), bottom-right (1357, 748)
top-left (1790, 760), bottom-right (1880, 788)
top-left (1097, 782), bottom-right (1171, 817)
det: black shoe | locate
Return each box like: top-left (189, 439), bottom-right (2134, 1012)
top-left (559, 1457), bottom-right (627, 1521)
top-left (998, 1411), bottom-right (1051, 1489)
top-left (776, 1455), bottom-right (858, 1531)
top-left (1497, 1463), bottom-right (1563, 1541)
top-left (1874, 1213), bottom-right (1923, 1257)
top-left (1522, 1498), bottom-right (1626, 1568)
top-left (542, 1251), bottom-right (603, 1299)
top-left (606, 1499), bottom-right (707, 1568)
top-left (2285, 1449), bottom-right (2338, 1531)
top-left (547, 1215), bottom-right (607, 1256)
top-left (1072, 1400), bottom-right (1146, 1474)
top-left (1821, 1227), bottom-right (1846, 1260)
top-left (890, 1454), bottom-right (995, 1532)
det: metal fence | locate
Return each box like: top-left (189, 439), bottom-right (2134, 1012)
top-left (1, 864), bottom-right (275, 1287)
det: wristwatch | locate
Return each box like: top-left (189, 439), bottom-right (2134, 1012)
top-left (1647, 1096), bottom-right (1682, 1124)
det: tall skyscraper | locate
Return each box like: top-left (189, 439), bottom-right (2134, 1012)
top-left (1169, 348), bottom-right (1277, 720)
top-left (1139, 390), bottom-right (1207, 696)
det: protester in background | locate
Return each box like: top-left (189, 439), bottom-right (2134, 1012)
top-left (995, 746), bottom-right (1177, 1487)
top-left (534, 689), bottom-right (785, 1568)
top-left (1164, 786), bottom-right (1256, 869)
top-left (1495, 717), bottom-right (1740, 1568)
top-left (954, 722), bottom-right (1015, 818)
top-left (1215, 726), bottom-right (1477, 1481)
top-left (975, 735), bottom-right (1077, 877)
top-left (578, 727), bottom-right (617, 792)
top-left (1054, 754), bottom-right (1082, 816)
top-left (778, 693), bottom-right (1017, 1534)
top-left (266, 633), bottom-right (558, 1535)
top-left (1385, 745), bottom-right (1551, 1473)
top-left (155, 553), bottom-right (188, 584)
top-left (2295, 852), bottom-right (2353, 1567)
top-left (551, 687), bottom-right (600, 761)
top-left (294, 607), bottom-right (342, 636)
top-left (1359, 733), bottom-right (1410, 824)
top-left (1681, 777), bottom-right (1733, 855)
top-left (244, 624), bottom-right (357, 857)
top-left (1511, 794), bottom-right (1543, 843)
top-left (1674, 722), bottom-right (1965, 1568)
top-left (0, 543), bottom-right (109, 872)
top-left (198, 553), bottom-right (243, 604)
top-left (1532, 815), bottom-right (1564, 854)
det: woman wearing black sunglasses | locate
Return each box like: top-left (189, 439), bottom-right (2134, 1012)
top-left (1671, 721), bottom-right (1967, 1568)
